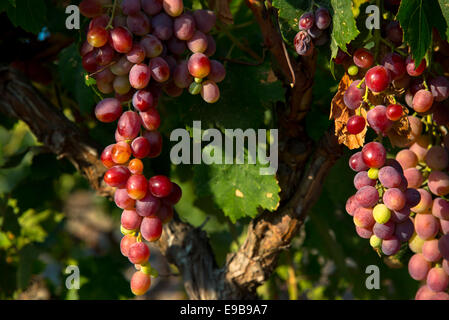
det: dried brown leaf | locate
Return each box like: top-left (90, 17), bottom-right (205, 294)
top-left (330, 74), bottom-right (368, 150)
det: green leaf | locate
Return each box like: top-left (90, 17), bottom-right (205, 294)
top-left (161, 61), bottom-right (284, 132)
top-left (272, 0), bottom-right (330, 44)
top-left (398, 0), bottom-right (447, 64)
top-left (58, 44), bottom-right (96, 116)
top-left (438, 0), bottom-right (449, 38)
top-left (194, 156), bottom-right (281, 223)
top-left (272, 0), bottom-right (307, 43)
top-left (330, 0), bottom-right (359, 59)
top-left (0, 151), bottom-right (34, 195)
top-left (5, 0), bottom-right (46, 34)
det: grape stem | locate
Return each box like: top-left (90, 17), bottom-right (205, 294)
top-left (106, 0), bottom-right (118, 30)
top-left (356, 77), bottom-right (365, 89)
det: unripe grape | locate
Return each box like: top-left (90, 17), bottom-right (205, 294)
top-left (373, 204), bottom-right (391, 224)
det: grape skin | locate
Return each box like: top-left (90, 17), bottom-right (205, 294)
top-left (414, 214), bottom-right (439, 240)
top-left (422, 239), bottom-right (442, 262)
top-left (193, 10), bottom-right (216, 33)
top-left (95, 98), bottom-right (123, 123)
top-left (353, 171), bottom-right (376, 190)
top-left (121, 209), bottom-right (142, 230)
top-left (425, 146), bottom-right (449, 171)
top-left (201, 80), bottom-right (220, 104)
top-left (130, 271), bottom-right (151, 295)
top-left (118, 111), bottom-right (142, 140)
top-left (343, 80), bottom-right (365, 110)
top-left (395, 218), bottom-right (414, 242)
top-left (432, 198), bottom-right (449, 220)
top-left (428, 171), bottom-right (449, 196)
top-left (383, 188), bottom-right (406, 211)
top-left (426, 267), bottom-right (449, 292)
top-left (355, 186), bottom-right (379, 208)
top-left (141, 216), bottom-right (163, 242)
top-left (367, 105), bottom-right (392, 135)
top-left (396, 149), bottom-right (418, 169)
top-left (408, 253), bottom-right (431, 280)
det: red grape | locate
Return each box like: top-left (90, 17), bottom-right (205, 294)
top-left (141, 216), bottom-right (163, 242)
top-left (104, 165), bottom-right (131, 188)
top-left (365, 66), bottom-right (390, 92)
top-left (353, 48), bottom-right (374, 69)
top-left (118, 111), bottom-right (141, 140)
top-left (406, 56), bottom-right (426, 76)
top-left (362, 142), bottom-right (386, 168)
top-left (95, 98), bottom-right (122, 123)
top-left (130, 271), bottom-right (151, 295)
top-left (133, 90), bottom-right (155, 112)
top-left (131, 136), bottom-right (151, 159)
top-left (386, 104), bottom-right (403, 121)
top-left (127, 174), bottom-right (148, 200)
top-left (109, 27), bottom-right (133, 53)
top-left (188, 53), bottom-right (211, 79)
top-left (149, 175), bottom-right (173, 198)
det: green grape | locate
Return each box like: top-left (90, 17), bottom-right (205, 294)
top-left (373, 204), bottom-right (391, 224)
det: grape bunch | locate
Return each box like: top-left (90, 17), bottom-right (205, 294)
top-left (337, 9), bottom-right (449, 299)
top-left (78, 0), bottom-right (224, 296)
top-left (294, 7), bottom-right (332, 56)
top-left (80, 0), bottom-right (226, 105)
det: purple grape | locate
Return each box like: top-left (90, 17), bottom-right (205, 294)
top-left (140, 34), bottom-right (163, 58)
top-left (173, 60), bottom-right (193, 88)
top-left (315, 7), bottom-right (331, 30)
top-left (294, 31), bottom-right (314, 56)
top-left (127, 11), bottom-right (150, 36)
top-left (136, 193), bottom-right (161, 217)
top-left (192, 10), bottom-right (216, 33)
top-left (167, 36), bottom-right (187, 55)
top-left (343, 80), bottom-right (365, 110)
top-left (152, 12), bottom-right (173, 41)
top-left (121, 0), bottom-right (140, 15)
top-left (395, 218), bottom-right (414, 242)
top-left (382, 236), bottom-right (401, 255)
top-left (378, 166), bottom-right (402, 188)
top-left (373, 221), bottom-right (395, 239)
top-left (367, 105), bottom-right (393, 135)
top-left (355, 186), bottom-right (379, 208)
top-left (142, 0), bottom-right (163, 15)
top-left (354, 171), bottom-right (376, 190)
top-left (174, 13), bottom-right (196, 40)
top-left (429, 76), bottom-right (449, 102)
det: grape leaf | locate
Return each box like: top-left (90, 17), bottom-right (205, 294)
top-left (271, 0), bottom-right (307, 43)
top-left (438, 0), bottom-right (449, 38)
top-left (194, 158), bottom-right (281, 223)
top-left (398, 0), bottom-right (447, 65)
top-left (330, 74), bottom-right (367, 149)
top-left (58, 44), bottom-right (96, 116)
top-left (272, 0), bottom-right (330, 44)
top-left (330, 0), bottom-right (359, 59)
top-left (4, 0), bottom-right (46, 34)
top-left (160, 61), bottom-right (284, 132)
